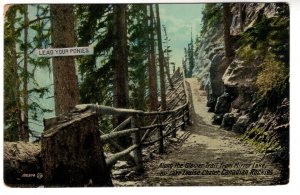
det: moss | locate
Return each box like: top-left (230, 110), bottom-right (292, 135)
top-left (237, 8), bottom-right (289, 107)
top-left (242, 127), bottom-right (281, 153)
top-left (256, 54), bottom-right (289, 97)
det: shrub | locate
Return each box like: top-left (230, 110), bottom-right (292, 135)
top-left (256, 54), bottom-right (289, 96)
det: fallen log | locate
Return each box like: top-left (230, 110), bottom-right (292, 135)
top-left (4, 141), bottom-right (43, 186)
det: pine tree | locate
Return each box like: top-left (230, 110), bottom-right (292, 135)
top-left (148, 4), bottom-right (158, 111)
top-left (76, 5), bottom-right (113, 106)
top-left (182, 47), bottom-right (188, 77)
top-left (22, 4), bottom-right (29, 141)
top-left (50, 4), bottom-right (79, 115)
top-left (187, 29), bottom-right (195, 78)
top-left (128, 4), bottom-right (148, 110)
top-left (223, 3), bottom-right (233, 58)
top-left (155, 4), bottom-right (166, 110)
top-left (4, 5), bottom-right (52, 141)
top-left (4, 5), bottom-right (22, 141)
top-left (112, 4), bottom-right (129, 110)
top-left (162, 25), bottom-right (174, 89)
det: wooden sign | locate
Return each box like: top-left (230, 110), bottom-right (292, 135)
top-left (36, 47), bottom-right (94, 57)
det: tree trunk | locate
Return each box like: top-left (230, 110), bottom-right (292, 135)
top-left (112, 4), bottom-right (129, 111)
top-left (50, 4), bottom-right (79, 116)
top-left (164, 58), bottom-right (174, 89)
top-left (8, 7), bottom-right (23, 141)
top-left (223, 3), bottom-right (234, 58)
top-left (148, 4), bottom-right (158, 111)
top-left (155, 4), bottom-right (166, 111)
top-left (22, 4), bottom-right (29, 142)
top-left (161, 25), bottom-right (174, 89)
top-left (112, 4), bottom-right (131, 148)
top-left (41, 110), bottom-right (112, 187)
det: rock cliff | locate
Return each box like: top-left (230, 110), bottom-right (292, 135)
top-left (193, 3), bottom-right (289, 177)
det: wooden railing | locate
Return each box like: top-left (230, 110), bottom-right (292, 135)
top-left (41, 68), bottom-right (190, 186)
top-left (74, 68), bottom-right (190, 173)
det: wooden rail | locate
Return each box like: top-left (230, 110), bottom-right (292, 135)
top-left (74, 68), bottom-right (190, 173)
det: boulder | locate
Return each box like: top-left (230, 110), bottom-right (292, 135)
top-left (214, 92), bottom-right (231, 114)
top-left (207, 95), bottom-right (217, 111)
top-left (221, 113), bottom-right (237, 130)
top-left (232, 114), bottom-right (250, 133)
top-left (223, 59), bottom-right (259, 89)
top-left (210, 54), bottom-right (225, 101)
top-left (212, 113), bottom-right (224, 125)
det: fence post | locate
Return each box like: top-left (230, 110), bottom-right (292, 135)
top-left (131, 115), bottom-right (144, 173)
top-left (171, 111), bottom-right (176, 138)
top-left (186, 104), bottom-right (191, 125)
top-left (158, 114), bottom-right (164, 153)
top-left (181, 109), bottom-right (186, 130)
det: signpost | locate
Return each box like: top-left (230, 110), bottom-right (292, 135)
top-left (36, 46), bottom-right (94, 57)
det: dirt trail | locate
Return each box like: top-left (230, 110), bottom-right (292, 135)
top-left (136, 78), bottom-right (282, 186)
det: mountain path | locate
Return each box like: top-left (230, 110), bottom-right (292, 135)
top-left (114, 78), bottom-right (282, 186)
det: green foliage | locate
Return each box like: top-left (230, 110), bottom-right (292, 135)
top-left (182, 47), bottom-right (188, 77)
top-left (4, 5), bottom-right (21, 141)
top-left (187, 34), bottom-right (195, 77)
top-left (182, 31), bottom-right (195, 78)
top-left (236, 44), bottom-right (263, 64)
top-left (256, 54), bottom-right (288, 96)
top-left (127, 4), bottom-right (148, 110)
top-left (242, 127), bottom-right (281, 153)
top-left (200, 3), bottom-right (222, 35)
top-left (162, 25), bottom-right (175, 76)
top-left (237, 5), bottom-right (289, 98)
top-left (75, 5), bottom-right (114, 106)
top-left (4, 5), bottom-right (53, 141)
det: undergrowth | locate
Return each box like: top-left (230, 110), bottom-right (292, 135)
top-left (241, 127), bottom-right (281, 153)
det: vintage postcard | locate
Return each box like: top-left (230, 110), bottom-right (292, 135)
top-left (3, 2), bottom-right (289, 187)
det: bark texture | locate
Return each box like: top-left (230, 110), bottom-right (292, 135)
top-left (155, 4), bottom-right (167, 111)
top-left (223, 3), bottom-right (234, 58)
top-left (112, 4), bottom-right (129, 110)
top-left (50, 4), bottom-right (79, 116)
top-left (41, 110), bottom-right (112, 187)
top-left (22, 5), bottom-right (29, 141)
top-left (148, 5), bottom-right (158, 111)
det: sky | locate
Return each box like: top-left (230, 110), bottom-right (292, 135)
top-left (159, 4), bottom-right (204, 68)
top-left (5, 4), bottom-right (206, 135)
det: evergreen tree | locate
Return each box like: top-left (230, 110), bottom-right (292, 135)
top-left (4, 5), bottom-right (52, 141)
top-left (112, 4), bottom-right (129, 111)
top-left (223, 3), bottom-right (234, 58)
top-left (187, 29), bottom-right (195, 78)
top-left (162, 25), bottom-right (174, 89)
top-left (128, 4), bottom-right (148, 110)
top-left (182, 47), bottom-right (188, 77)
top-left (75, 5), bottom-right (113, 106)
top-left (50, 4), bottom-right (79, 115)
top-left (22, 4), bottom-right (29, 141)
top-left (155, 4), bottom-right (166, 110)
top-left (148, 4), bottom-right (158, 111)
top-left (4, 5), bottom-right (22, 141)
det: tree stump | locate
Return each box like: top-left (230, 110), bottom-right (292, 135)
top-left (4, 141), bottom-right (43, 186)
top-left (41, 110), bottom-right (112, 187)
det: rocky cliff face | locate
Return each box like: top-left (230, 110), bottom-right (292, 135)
top-left (193, 3), bottom-right (289, 175)
top-left (194, 3), bottom-right (279, 111)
